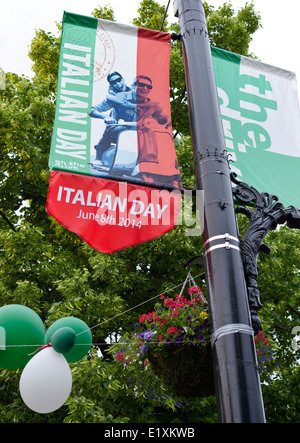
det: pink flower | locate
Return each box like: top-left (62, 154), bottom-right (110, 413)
top-left (167, 327), bottom-right (179, 334)
top-left (116, 352), bottom-right (124, 362)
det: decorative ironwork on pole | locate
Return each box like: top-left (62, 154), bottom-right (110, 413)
top-left (231, 173), bottom-right (300, 334)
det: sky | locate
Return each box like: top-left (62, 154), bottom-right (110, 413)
top-left (1, 0), bottom-right (300, 99)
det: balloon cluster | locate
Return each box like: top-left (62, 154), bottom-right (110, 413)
top-left (0, 304), bottom-right (92, 414)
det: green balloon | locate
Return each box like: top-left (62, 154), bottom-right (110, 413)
top-left (44, 317), bottom-right (92, 363)
top-left (51, 327), bottom-right (76, 354)
top-left (0, 304), bottom-right (45, 370)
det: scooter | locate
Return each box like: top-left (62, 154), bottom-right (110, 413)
top-left (90, 117), bottom-right (181, 187)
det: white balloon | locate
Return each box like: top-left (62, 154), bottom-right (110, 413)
top-left (19, 347), bottom-right (72, 414)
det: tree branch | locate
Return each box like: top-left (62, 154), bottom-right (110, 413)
top-left (0, 210), bottom-right (17, 232)
top-left (288, 304), bottom-right (300, 317)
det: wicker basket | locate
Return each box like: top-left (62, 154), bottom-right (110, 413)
top-left (148, 343), bottom-right (215, 398)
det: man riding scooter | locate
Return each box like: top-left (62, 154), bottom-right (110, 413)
top-left (89, 74), bottom-right (171, 167)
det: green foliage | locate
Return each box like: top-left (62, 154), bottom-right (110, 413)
top-left (0, 74), bottom-right (53, 225)
top-left (91, 4), bottom-right (115, 21)
top-left (28, 29), bottom-right (61, 92)
top-left (262, 365), bottom-right (300, 423)
top-left (131, 0), bottom-right (167, 31)
top-left (204, 1), bottom-right (261, 56)
top-left (0, 0), bottom-right (299, 424)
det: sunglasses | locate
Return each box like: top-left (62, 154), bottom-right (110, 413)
top-left (137, 82), bottom-right (152, 90)
top-left (110, 77), bottom-right (122, 85)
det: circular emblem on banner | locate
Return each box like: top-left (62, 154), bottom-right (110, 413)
top-left (94, 25), bottom-right (116, 81)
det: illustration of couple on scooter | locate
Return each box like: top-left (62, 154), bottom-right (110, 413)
top-left (89, 71), bottom-right (180, 187)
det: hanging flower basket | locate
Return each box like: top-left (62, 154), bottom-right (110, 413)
top-left (115, 285), bottom-right (215, 399)
top-left (148, 342), bottom-right (214, 398)
top-left (113, 278), bottom-right (277, 400)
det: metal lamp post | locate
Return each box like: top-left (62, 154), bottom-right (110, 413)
top-left (173, 0), bottom-right (266, 422)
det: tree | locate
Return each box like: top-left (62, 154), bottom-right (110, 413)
top-left (0, 1), bottom-right (299, 423)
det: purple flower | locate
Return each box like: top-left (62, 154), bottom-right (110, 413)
top-left (198, 335), bottom-right (204, 342)
top-left (140, 344), bottom-right (148, 354)
top-left (144, 331), bottom-right (155, 341)
top-left (186, 316), bottom-right (192, 321)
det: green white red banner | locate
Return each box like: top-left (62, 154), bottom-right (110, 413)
top-left (211, 47), bottom-right (300, 208)
top-left (48, 12), bottom-right (181, 190)
top-left (46, 12), bottom-right (182, 253)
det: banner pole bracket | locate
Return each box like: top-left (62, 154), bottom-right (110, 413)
top-left (231, 172), bottom-right (300, 334)
top-left (171, 32), bottom-right (182, 41)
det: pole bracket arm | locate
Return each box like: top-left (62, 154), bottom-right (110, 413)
top-left (171, 32), bottom-right (182, 41)
top-left (231, 172), bottom-right (300, 334)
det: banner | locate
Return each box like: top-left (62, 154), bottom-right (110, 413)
top-left (49, 12), bottom-right (181, 190)
top-left (46, 12), bottom-right (182, 253)
top-left (211, 47), bottom-right (300, 208)
top-left (46, 171), bottom-right (181, 253)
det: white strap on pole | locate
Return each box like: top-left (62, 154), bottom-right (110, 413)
top-left (210, 323), bottom-right (254, 347)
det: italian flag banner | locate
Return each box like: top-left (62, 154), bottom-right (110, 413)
top-left (46, 12), bottom-right (182, 253)
top-left (211, 47), bottom-right (300, 208)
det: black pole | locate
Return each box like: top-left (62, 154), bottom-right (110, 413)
top-left (174, 0), bottom-right (265, 422)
